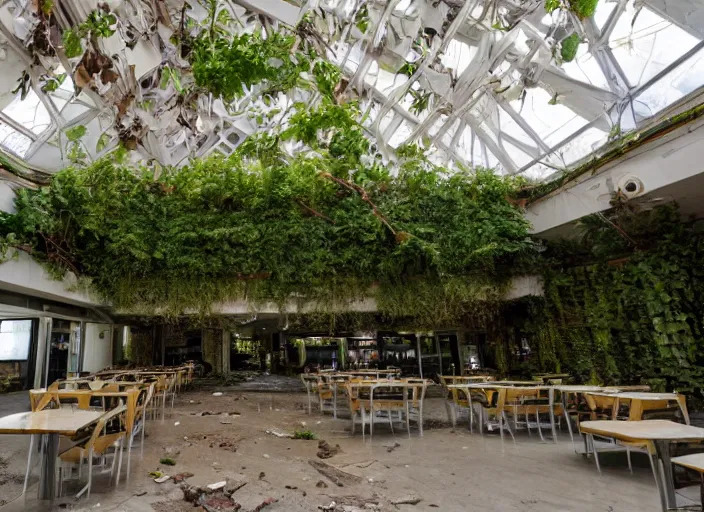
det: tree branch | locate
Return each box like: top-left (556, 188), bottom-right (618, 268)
top-left (296, 199), bottom-right (335, 224)
top-left (319, 172), bottom-right (396, 235)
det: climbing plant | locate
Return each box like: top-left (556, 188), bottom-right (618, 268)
top-left (524, 204), bottom-right (704, 396)
top-left (0, 137), bottom-right (535, 325)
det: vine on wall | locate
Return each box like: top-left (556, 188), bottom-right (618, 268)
top-left (526, 205), bottom-right (704, 395)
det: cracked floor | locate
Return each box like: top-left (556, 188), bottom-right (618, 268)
top-left (0, 384), bottom-right (688, 512)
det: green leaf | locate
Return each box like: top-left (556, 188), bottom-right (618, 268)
top-left (560, 34), bottom-right (581, 63)
top-left (545, 0), bottom-right (561, 12)
top-left (62, 29), bottom-right (83, 58)
top-left (160, 67), bottom-right (171, 90)
top-left (65, 125), bottom-right (87, 142)
top-left (96, 133), bottom-right (110, 153)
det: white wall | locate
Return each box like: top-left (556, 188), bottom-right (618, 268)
top-left (82, 323), bottom-right (113, 372)
top-left (0, 250), bottom-right (103, 307)
top-left (526, 117), bottom-right (704, 234)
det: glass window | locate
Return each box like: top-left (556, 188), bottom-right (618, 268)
top-left (0, 320), bottom-right (32, 361)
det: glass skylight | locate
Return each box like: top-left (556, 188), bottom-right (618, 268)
top-left (0, 0), bottom-right (701, 182)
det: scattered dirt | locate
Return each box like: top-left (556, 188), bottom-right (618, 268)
top-left (316, 440), bottom-right (341, 459)
top-left (309, 460), bottom-right (362, 487)
top-left (385, 442), bottom-right (401, 453)
top-left (251, 497), bottom-right (277, 511)
top-left (201, 494), bottom-right (241, 511)
top-left (151, 500), bottom-right (196, 512)
top-left (3, 384), bottom-right (668, 512)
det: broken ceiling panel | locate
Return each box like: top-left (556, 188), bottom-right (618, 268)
top-left (0, 0), bottom-right (700, 181)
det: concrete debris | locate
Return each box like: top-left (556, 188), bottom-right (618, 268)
top-left (181, 482), bottom-right (244, 512)
top-left (258, 472), bottom-right (266, 480)
top-left (391, 496), bottom-right (422, 505)
top-left (163, 446), bottom-right (181, 455)
top-left (213, 392), bottom-right (224, 397)
top-left (262, 454), bottom-right (270, 459)
top-left (154, 475), bottom-right (171, 483)
top-left (285, 485), bottom-right (298, 489)
top-left (385, 442), bottom-right (400, 453)
top-left (317, 440), bottom-right (342, 459)
top-left (251, 498), bottom-right (278, 511)
top-left (174, 422), bottom-right (180, 426)
top-left (265, 429), bottom-right (292, 438)
top-left (227, 481), bottom-right (247, 494)
top-left (316, 480), bottom-right (329, 488)
top-left (207, 481), bottom-right (227, 491)
top-left (201, 495), bottom-right (241, 512)
top-left (133, 489), bottom-right (148, 497)
top-left (319, 496), bottom-right (381, 512)
top-left (309, 460), bottom-right (362, 487)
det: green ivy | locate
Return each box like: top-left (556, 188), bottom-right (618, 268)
top-left (560, 34), bottom-right (581, 63)
top-left (62, 9), bottom-right (117, 58)
top-left (530, 205), bottom-right (704, 396)
top-left (0, 148), bottom-right (534, 321)
top-left (189, 30), bottom-right (307, 100)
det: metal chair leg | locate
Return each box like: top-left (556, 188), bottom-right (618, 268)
top-left (87, 447), bottom-right (93, 498)
top-left (405, 403), bottom-right (411, 437)
top-left (115, 439), bottom-right (124, 487)
top-left (141, 420), bottom-right (146, 460)
top-left (23, 434), bottom-right (35, 495)
top-left (591, 435), bottom-right (602, 475)
top-left (536, 409), bottom-right (545, 442)
top-left (626, 446), bottom-right (633, 474)
top-left (127, 435), bottom-right (133, 482)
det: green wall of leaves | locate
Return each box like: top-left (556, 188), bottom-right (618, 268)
top-left (0, 149), bottom-right (534, 325)
top-left (522, 205), bottom-right (704, 394)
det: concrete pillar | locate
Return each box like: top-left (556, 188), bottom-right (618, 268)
top-left (33, 317), bottom-right (52, 389)
top-left (202, 328), bottom-right (224, 374)
top-left (222, 331), bottom-right (231, 374)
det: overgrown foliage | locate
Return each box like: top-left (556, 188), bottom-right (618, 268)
top-left (0, 130), bottom-right (534, 325)
top-left (560, 34), bottom-right (581, 63)
top-left (521, 204), bottom-right (704, 396)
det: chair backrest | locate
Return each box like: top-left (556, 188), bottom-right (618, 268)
top-left (584, 393), bottom-right (618, 420)
top-left (405, 379), bottom-right (429, 408)
top-left (72, 405), bottom-right (128, 457)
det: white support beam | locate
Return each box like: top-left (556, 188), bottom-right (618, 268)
top-left (234, 0), bottom-right (302, 26)
top-left (526, 116), bottom-right (704, 234)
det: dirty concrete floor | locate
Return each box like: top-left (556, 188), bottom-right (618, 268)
top-left (0, 385), bottom-right (692, 512)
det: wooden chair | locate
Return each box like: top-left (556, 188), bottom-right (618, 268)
top-left (315, 376), bottom-right (335, 415)
top-left (344, 382), bottom-right (372, 440)
top-left (405, 379), bottom-right (429, 436)
top-left (368, 382), bottom-right (409, 439)
top-left (472, 387), bottom-right (513, 442)
top-left (58, 406), bottom-right (128, 498)
top-left (301, 374), bottom-right (318, 414)
top-left (439, 376), bottom-right (469, 428)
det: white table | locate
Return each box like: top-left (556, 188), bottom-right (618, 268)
top-left (580, 420), bottom-right (704, 512)
top-left (0, 409), bottom-right (104, 500)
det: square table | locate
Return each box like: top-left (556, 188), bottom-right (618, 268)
top-left (580, 420), bottom-right (704, 512)
top-left (0, 409), bottom-right (104, 500)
